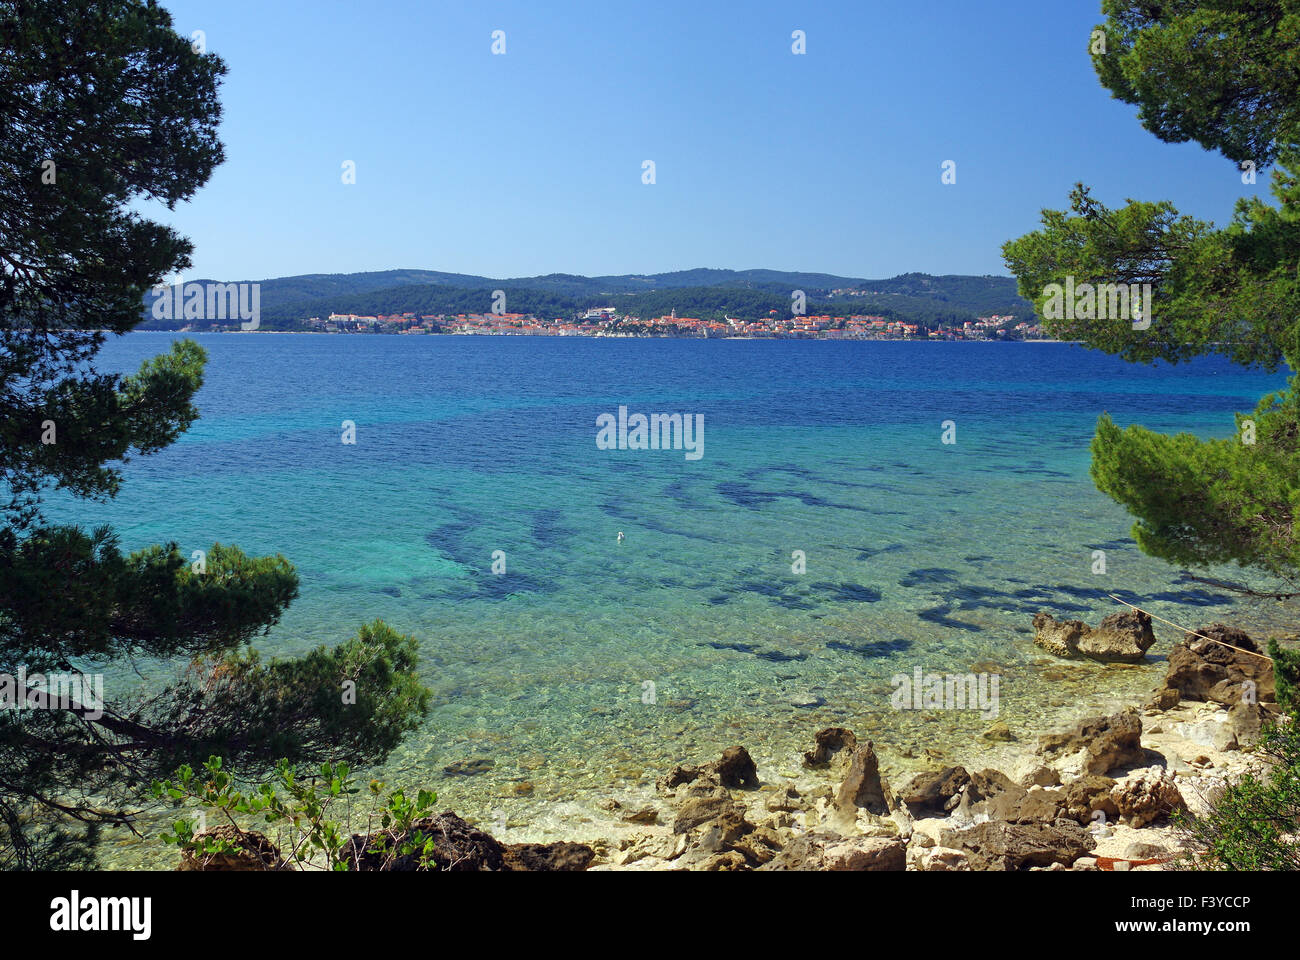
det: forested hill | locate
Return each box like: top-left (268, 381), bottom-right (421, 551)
top-left (140, 268), bottom-right (1034, 329)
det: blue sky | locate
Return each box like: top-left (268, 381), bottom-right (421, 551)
top-left (153, 0), bottom-right (1261, 282)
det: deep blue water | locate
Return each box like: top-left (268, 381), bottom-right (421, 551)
top-left (58, 333), bottom-right (1293, 858)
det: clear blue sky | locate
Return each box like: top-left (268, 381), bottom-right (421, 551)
top-left (153, 0), bottom-right (1261, 282)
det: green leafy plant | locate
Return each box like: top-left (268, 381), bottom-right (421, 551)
top-left (152, 756), bottom-right (441, 871)
top-left (1174, 718), bottom-right (1300, 871)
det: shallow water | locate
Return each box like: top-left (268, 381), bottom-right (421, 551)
top-left (54, 334), bottom-right (1295, 867)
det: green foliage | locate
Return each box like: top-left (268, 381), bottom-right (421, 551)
top-left (1091, 1), bottom-right (1300, 167)
top-left (0, 0), bottom-right (226, 525)
top-left (1088, 373), bottom-right (1300, 577)
top-left (1174, 719), bottom-right (1300, 870)
top-left (0, 528), bottom-right (299, 670)
top-left (1270, 639), bottom-right (1300, 715)
top-left (152, 756), bottom-right (440, 871)
top-left (146, 619), bottom-right (431, 773)
top-left (1002, 166), bottom-right (1300, 370)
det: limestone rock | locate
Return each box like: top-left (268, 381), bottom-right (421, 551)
top-left (616, 833), bottom-right (678, 865)
top-left (967, 768), bottom-right (1021, 802)
top-left (1111, 772), bottom-right (1186, 828)
top-left (1061, 775), bottom-right (1119, 825)
top-left (833, 741), bottom-right (894, 818)
top-left (1178, 714), bottom-right (1240, 753)
top-left (656, 764), bottom-right (704, 794)
top-left (1160, 625), bottom-right (1275, 707)
top-left (1227, 700), bottom-right (1274, 746)
top-left (620, 806), bottom-right (660, 825)
top-left (695, 850), bottom-right (749, 871)
top-left (1006, 788), bottom-right (1068, 825)
top-left (1081, 610), bottom-right (1158, 662)
top-left (939, 820), bottom-right (1095, 870)
top-left (899, 765), bottom-right (969, 816)
top-left (661, 746), bottom-right (759, 794)
top-left (1014, 760), bottom-right (1062, 788)
top-left (1038, 709), bottom-right (1145, 775)
top-left (1033, 612), bottom-right (1089, 658)
top-left (762, 833), bottom-right (906, 871)
top-left (1149, 687), bottom-right (1181, 711)
top-left (673, 795), bottom-right (743, 834)
top-left (764, 784), bottom-right (802, 813)
top-left (1032, 610), bottom-right (1156, 663)
top-left (712, 746), bottom-right (759, 789)
top-left (912, 845), bottom-right (971, 872)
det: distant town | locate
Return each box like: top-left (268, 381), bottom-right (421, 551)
top-left (179, 307), bottom-right (1046, 340)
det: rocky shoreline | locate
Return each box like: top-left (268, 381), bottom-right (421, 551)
top-left (575, 616), bottom-right (1283, 871)
top-left (183, 614), bottom-right (1288, 871)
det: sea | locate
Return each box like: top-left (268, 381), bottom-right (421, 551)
top-left (53, 333), bottom-right (1295, 866)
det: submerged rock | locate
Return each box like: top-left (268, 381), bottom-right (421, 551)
top-left (983, 721), bottom-right (1016, 742)
top-left (656, 763), bottom-right (704, 794)
top-left (442, 757), bottom-right (495, 777)
top-left (502, 841), bottom-right (596, 872)
top-left (1032, 610), bottom-right (1156, 663)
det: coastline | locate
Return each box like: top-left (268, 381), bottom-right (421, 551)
top-left (572, 614), bottom-right (1286, 871)
top-left (99, 602), bottom-right (1293, 872)
top-left (134, 329), bottom-right (1076, 343)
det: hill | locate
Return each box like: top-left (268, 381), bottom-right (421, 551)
top-left (140, 268), bottom-right (1033, 330)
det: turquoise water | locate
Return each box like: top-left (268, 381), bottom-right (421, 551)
top-left (57, 334), bottom-right (1295, 863)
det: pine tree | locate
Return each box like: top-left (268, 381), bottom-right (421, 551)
top-left (1003, 1), bottom-right (1300, 590)
top-left (0, 0), bottom-right (428, 869)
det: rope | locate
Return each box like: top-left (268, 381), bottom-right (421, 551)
top-left (1106, 594), bottom-right (1274, 662)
